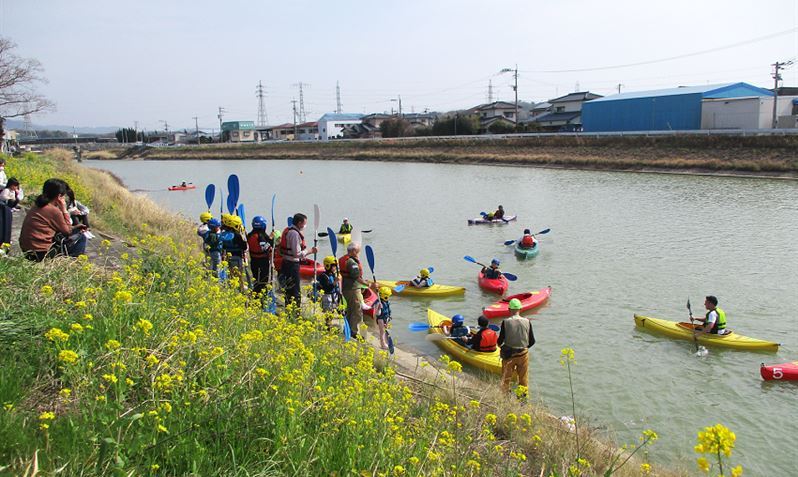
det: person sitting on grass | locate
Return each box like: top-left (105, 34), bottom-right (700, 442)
top-left (481, 258), bottom-right (502, 279)
top-left (519, 229), bottom-right (536, 249)
top-left (410, 268), bottom-right (434, 287)
top-left (470, 316), bottom-right (498, 352)
top-left (19, 178), bottom-right (87, 262)
top-left (0, 178), bottom-right (24, 209)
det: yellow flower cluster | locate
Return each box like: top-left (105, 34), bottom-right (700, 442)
top-left (695, 423), bottom-right (742, 475)
top-left (559, 347), bottom-right (576, 366)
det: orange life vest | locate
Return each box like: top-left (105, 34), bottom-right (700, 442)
top-left (521, 235), bottom-right (535, 248)
top-left (473, 328), bottom-right (498, 352)
top-left (279, 226), bottom-right (305, 259)
top-left (339, 254), bottom-right (361, 279)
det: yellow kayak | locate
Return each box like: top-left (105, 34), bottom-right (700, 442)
top-left (634, 315), bottom-right (779, 352)
top-left (336, 233), bottom-right (351, 245)
top-left (428, 309), bottom-right (501, 374)
top-left (378, 280), bottom-right (465, 297)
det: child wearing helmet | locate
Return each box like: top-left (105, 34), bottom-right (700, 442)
top-left (446, 314), bottom-right (471, 346)
top-left (410, 268), bottom-right (434, 288)
top-left (373, 286), bottom-right (393, 349)
top-left (204, 218), bottom-right (223, 275)
top-left (246, 215), bottom-right (275, 297)
top-left (470, 316), bottom-right (498, 352)
top-left (482, 258), bottom-right (503, 279)
top-left (220, 214), bottom-right (248, 291)
top-left (314, 256), bottom-right (343, 315)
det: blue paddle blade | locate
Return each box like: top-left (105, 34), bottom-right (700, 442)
top-left (365, 245), bottom-right (375, 274)
top-left (504, 239), bottom-right (516, 245)
top-left (536, 228), bottom-right (551, 235)
top-left (327, 227), bottom-right (337, 256)
top-left (227, 174), bottom-right (240, 214)
top-left (408, 322), bottom-right (430, 332)
top-left (488, 324), bottom-right (501, 332)
top-left (287, 216), bottom-right (293, 227)
top-left (237, 203), bottom-right (246, 225)
top-left (387, 333), bottom-right (394, 355)
top-left (503, 272), bottom-right (518, 281)
top-left (480, 211), bottom-right (487, 216)
top-left (226, 194), bottom-right (235, 215)
top-left (343, 318), bottom-right (351, 341)
top-left (267, 291), bottom-right (277, 314)
top-left (393, 284), bottom-right (405, 293)
top-left (204, 184), bottom-right (215, 209)
top-left (463, 255), bottom-right (477, 264)
top-left (427, 266), bottom-right (434, 273)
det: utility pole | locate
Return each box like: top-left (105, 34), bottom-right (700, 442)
top-left (488, 79), bottom-right (494, 103)
top-left (293, 82), bottom-right (310, 122)
top-left (335, 81), bottom-right (343, 114)
top-left (617, 83), bottom-right (623, 94)
top-left (217, 107), bottom-right (225, 142)
top-left (192, 116), bottom-right (199, 145)
top-left (771, 60), bottom-right (794, 128)
top-left (291, 99), bottom-right (298, 139)
top-left (134, 120), bottom-right (139, 143)
top-left (159, 120), bottom-right (169, 144)
top-left (501, 64), bottom-right (519, 131)
top-left (256, 81), bottom-right (268, 127)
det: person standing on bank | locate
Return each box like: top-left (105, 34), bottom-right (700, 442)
top-left (497, 298), bottom-right (535, 395)
top-left (279, 213), bottom-right (317, 309)
top-left (339, 242), bottom-right (371, 338)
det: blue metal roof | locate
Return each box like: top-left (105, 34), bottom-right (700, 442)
top-left (318, 113), bottom-right (364, 122)
top-left (589, 82), bottom-right (773, 103)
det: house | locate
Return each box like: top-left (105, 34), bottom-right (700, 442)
top-left (221, 121), bottom-right (256, 143)
top-left (341, 123), bottom-right (382, 139)
top-left (403, 112), bottom-right (436, 128)
top-left (701, 96), bottom-right (798, 130)
top-left (582, 83), bottom-right (773, 132)
top-left (528, 92), bottom-right (602, 132)
top-left (471, 101), bottom-right (518, 122)
top-left (296, 121), bottom-right (319, 141)
top-left (318, 113), bottom-right (364, 140)
top-left (361, 113), bottom-right (393, 129)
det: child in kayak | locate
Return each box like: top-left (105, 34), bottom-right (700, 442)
top-left (372, 286), bottom-right (393, 349)
top-left (470, 316), bottom-right (498, 352)
top-left (482, 258), bottom-right (503, 279)
top-left (445, 314), bottom-right (471, 346)
top-left (410, 268), bottom-right (434, 287)
top-left (518, 229), bottom-right (536, 249)
top-left (204, 218), bottom-right (223, 275)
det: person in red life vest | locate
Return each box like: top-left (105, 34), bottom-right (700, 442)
top-left (278, 212), bottom-right (317, 309)
top-left (247, 215), bottom-right (276, 298)
top-left (339, 242), bottom-right (372, 339)
top-left (519, 229), bottom-right (536, 249)
top-left (470, 316), bottom-right (498, 352)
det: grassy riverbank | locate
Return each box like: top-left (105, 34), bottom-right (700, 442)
top-left (0, 151), bottom-right (692, 476)
top-left (121, 134), bottom-right (798, 178)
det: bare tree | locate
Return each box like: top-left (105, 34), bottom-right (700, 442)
top-left (0, 37), bottom-right (55, 140)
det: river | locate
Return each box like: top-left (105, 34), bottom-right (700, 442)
top-left (87, 159), bottom-right (798, 475)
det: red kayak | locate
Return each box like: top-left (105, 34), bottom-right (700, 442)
top-left (362, 287), bottom-right (379, 317)
top-left (273, 255), bottom-right (324, 278)
top-left (483, 287), bottom-right (552, 319)
top-left (478, 271), bottom-right (509, 295)
top-left (761, 361), bottom-right (798, 381)
top-left (168, 184), bottom-right (196, 191)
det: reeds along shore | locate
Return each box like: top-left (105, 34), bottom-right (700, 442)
top-left (119, 134), bottom-right (798, 177)
top-left (0, 150), bottom-right (696, 476)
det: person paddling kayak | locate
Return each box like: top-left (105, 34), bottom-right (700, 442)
top-left (482, 258), bottom-right (503, 279)
top-left (485, 205), bottom-right (505, 221)
top-left (338, 218), bottom-right (353, 234)
top-left (691, 295), bottom-right (729, 335)
top-left (518, 229), bottom-right (537, 249)
top-left (410, 268), bottom-right (434, 287)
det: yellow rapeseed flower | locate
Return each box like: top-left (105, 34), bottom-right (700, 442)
top-left (696, 457), bottom-right (710, 473)
top-left (102, 374), bottom-right (118, 384)
top-left (135, 319), bottom-right (154, 335)
top-left (560, 347), bottom-right (576, 366)
top-left (731, 465), bottom-right (743, 477)
top-left (114, 290), bottom-right (133, 303)
top-left (40, 285), bottom-right (53, 295)
top-left (44, 327), bottom-right (70, 342)
top-left (105, 339), bottom-right (122, 350)
top-left (642, 428), bottom-right (658, 443)
top-left (58, 349), bottom-right (79, 364)
top-left (145, 354), bottom-right (160, 366)
top-left (446, 360), bottom-right (462, 373)
top-left (59, 388), bottom-right (72, 398)
top-left (69, 323), bottom-right (84, 333)
top-left (640, 462), bottom-right (652, 475)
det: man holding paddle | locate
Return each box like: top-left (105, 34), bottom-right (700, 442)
top-left (339, 242), bottom-right (372, 339)
top-left (691, 295), bottom-right (728, 335)
top-left (278, 213), bottom-right (317, 309)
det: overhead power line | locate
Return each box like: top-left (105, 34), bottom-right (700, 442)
top-left (521, 27), bottom-right (798, 73)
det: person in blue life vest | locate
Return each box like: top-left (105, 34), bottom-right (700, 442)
top-left (197, 211), bottom-right (213, 239)
top-left (204, 218), bottom-right (223, 275)
top-left (444, 314), bottom-right (471, 347)
top-left (691, 295), bottom-right (728, 335)
top-left (372, 286), bottom-right (393, 349)
top-left (470, 316), bottom-right (498, 352)
top-left (246, 216), bottom-right (275, 297)
top-left (279, 212), bottom-right (318, 309)
top-left (410, 268), bottom-right (434, 287)
top-left (481, 258), bottom-right (503, 279)
top-left (518, 229), bottom-right (536, 249)
top-left (220, 214), bottom-right (248, 291)
top-left (314, 255), bottom-right (343, 315)
top-left (338, 217), bottom-right (353, 234)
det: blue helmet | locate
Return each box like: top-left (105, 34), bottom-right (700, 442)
top-left (252, 215), bottom-right (268, 230)
top-left (491, 258), bottom-right (500, 266)
top-left (452, 314), bottom-right (465, 326)
top-left (207, 218), bottom-right (221, 228)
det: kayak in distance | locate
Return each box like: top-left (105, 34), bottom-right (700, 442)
top-left (467, 215), bottom-right (517, 225)
top-left (634, 315), bottom-right (779, 352)
top-left (168, 184), bottom-right (196, 191)
top-left (514, 241), bottom-right (540, 259)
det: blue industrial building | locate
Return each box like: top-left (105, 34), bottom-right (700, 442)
top-left (582, 83), bottom-right (774, 132)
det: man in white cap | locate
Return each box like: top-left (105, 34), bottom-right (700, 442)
top-left (338, 217), bottom-right (353, 234)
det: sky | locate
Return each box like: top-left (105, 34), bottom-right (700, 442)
top-left (2, 0), bottom-right (797, 131)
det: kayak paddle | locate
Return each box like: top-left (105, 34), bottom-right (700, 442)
top-left (327, 227), bottom-right (337, 257)
top-left (343, 315), bottom-right (351, 342)
top-left (287, 216), bottom-right (293, 227)
top-left (313, 204), bottom-right (320, 293)
top-left (425, 323), bottom-right (500, 341)
top-left (226, 174), bottom-right (240, 214)
top-left (463, 256), bottom-right (517, 281)
top-left (204, 184), bottom-right (215, 210)
top-left (364, 245), bottom-right (393, 354)
top-left (504, 228), bottom-right (551, 245)
top-left (237, 203), bottom-right (246, 223)
top-left (687, 298), bottom-right (707, 356)
top-left (408, 320), bottom-right (452, 332)
top-left (267, 194), bottom-right (277, 314)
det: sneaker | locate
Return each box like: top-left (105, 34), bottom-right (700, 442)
top-left (84, 231), bottom-right (96, 239)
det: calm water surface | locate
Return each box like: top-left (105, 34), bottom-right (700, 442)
top-left (88, 159), bottom-right (798, 475)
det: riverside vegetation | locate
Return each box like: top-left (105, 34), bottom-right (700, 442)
top-left (0, 150), bottom-right (744, 476)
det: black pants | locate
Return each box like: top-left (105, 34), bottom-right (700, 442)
top-left (0, 204), bottom-right (11, 245)
top-left (279, 260), bottom-right (301, 309)
top-left (250, 256), bottom-right (271, 296)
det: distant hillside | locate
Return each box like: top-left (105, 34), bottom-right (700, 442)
top-left (3, 119), bottom-right (119, 135)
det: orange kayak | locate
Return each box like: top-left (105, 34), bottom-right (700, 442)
top-left (483, 287), bottom-right (551, 319)
top-left (168, 184), bottom-right (196, 191)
